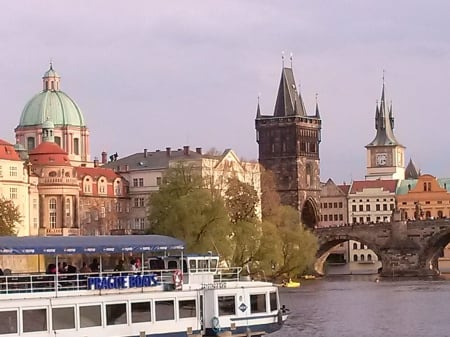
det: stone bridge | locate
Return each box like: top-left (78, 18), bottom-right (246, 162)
top-left (313, 218), bottom-right (450, 277)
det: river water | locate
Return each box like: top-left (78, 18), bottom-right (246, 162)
top-left (272, 275), bottom-right (450, 337)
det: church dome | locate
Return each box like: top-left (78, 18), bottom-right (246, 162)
top-left (29, 142), bottom-right (71, 166)
top-left (18, 64), bottom-right (86, 128)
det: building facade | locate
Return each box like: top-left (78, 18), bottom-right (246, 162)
top-left (105, 146), bottom-right (261, 232)
top-left (318, 179), bottom-right (349, 227)
top-left (255, 65), bottom-right (322, 228)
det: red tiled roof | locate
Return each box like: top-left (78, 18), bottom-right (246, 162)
top-left (350, 180), bottom-right (398, 193)
top-left (29, 142), bottom-right (70, 166)
top-left (338, 184), bottom-right (351, 195)
top-left (0, 139), bottom-right (20, 161)
top-left (76, 166), bottom-right (120, 181)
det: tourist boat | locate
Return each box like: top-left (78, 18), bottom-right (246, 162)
top-left (0, 235), bottom-right (288, 336)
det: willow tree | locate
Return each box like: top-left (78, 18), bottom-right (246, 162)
top-left (0, 197), bottom-right (20, 236)
top-left (147, 164), bottom-right (232, 257)
top-left (224, 177), bottom-right (261, 269)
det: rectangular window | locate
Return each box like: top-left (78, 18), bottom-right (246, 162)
top-left (27, 137), bottom-right (35, 150)
top-left (139, 198), bottom-right (145, 207)
top-left (131, 302), bottom-right (151, 323)
top-left (328, 203), bottom-right (332, 208)
top-left (33, 217), bottom-right (38, 228)
top-left (269, 292), bottom-right (277, 312)
top-left (23, 308), bottom-right (47, 332)
top-left (339, 214), bottom-right (343, 221)
top-left (218, 296), bottom-right (236, 316)
top-left (334, 214), bottom-right (338, 221)
top-left (73, 138), bottom-right (79, 155)
top-left (366, 217), bottom-right (371, 223)
top-left (339, 202), bottom-right (343, 208)
top-left (390, 204), bottom-right (395, 210)
top-left (139, 178), bottom-right (144, 187)
top-left (179, 299), bottom-right (196, 318)
top-left (376, 204), bottom-right (381, 211)
top-left (333, 202), bottom-right (338, 208)
top-left (352, 205), bottom-right (356, 212)
top-left (33, 198), bottom-right (38, 209)
top-left (359, 205), bottom-right (363, 212)
top-left (250, 294), bottom-right (266, 313)
top-left (133, 178), bottom-right (138, 187)
top-left (134, 198), bottom-right (139, 208)
top-left (0, 310), bottom-right (17, 334)
top-left (9, 188), bottom-right (17, 199)
top-left (155, 300), bottom-right (175, 321)
top-left (54, 136), bottom-right (61, 146)
top-left (106, 303), bottom-right (127, 325)
top-left (359, 217), bottom-right (364, 223)
top-left (383, 204), bottom-right (388, 211)
top-left (9, 166), bottom-right (17, 177)
top-left (323, 203), bottom-right (328, 209)
top-left (366, 205), bottom-right (371, 211)
top-left (156, 177), bottom-right (162, 185)
top-left (52, 307), bottom-right (75, 330)
top-left (324, 214), bottom-right (328, 221)
top-left (79, 305), bottom-right (101, 328)
top-left (352, 217), bottom-right (357, 223)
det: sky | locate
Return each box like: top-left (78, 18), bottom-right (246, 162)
top-left (1, 1), bottom-right (450, 183)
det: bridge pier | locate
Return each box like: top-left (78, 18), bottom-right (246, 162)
top-left (379, 249), bottom-right (436, 277)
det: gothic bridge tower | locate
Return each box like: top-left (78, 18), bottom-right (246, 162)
top-left (255, 65), bottom-right (322, 228)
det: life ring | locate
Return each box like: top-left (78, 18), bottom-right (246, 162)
top-left (211, 316), bottom-right (221, 333)
top-left (172, 269), bottom-right (183, 290)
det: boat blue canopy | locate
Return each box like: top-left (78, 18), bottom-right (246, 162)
top-left (0, 235), bottom-right (185, 255)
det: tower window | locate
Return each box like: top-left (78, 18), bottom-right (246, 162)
top-left (27, 137), bottom-right (35, 150)
top-left (74, 138), bottom-right (80, 155)
top-left (54, 136), bottom-right (61, 146)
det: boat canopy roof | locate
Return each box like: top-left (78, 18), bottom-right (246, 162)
top-left (0, 235), bottom-right (185, 255)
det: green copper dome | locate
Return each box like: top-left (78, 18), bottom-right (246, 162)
top-left (18, 65), bottom-right (86, 127)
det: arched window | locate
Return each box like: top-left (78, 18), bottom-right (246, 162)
top-left (360, 243), bottom-right (364, 249)
top-left (353, 254), bottom-right (358, 262)
top-left (438, 210), bottom-right (443, 218)
top-left (84, 177), bottom-right (92, 193)
top-left (49, 198), bottom-right (57, 228)
top-left (65, 198), bottom-right (71, 217)
top-left (49, 171), bottom-right (57, 177)
top-left (353, 242), bottom-right (358, 249)
top-left (98, 177), bottom-right (107, 195)
top-left (360, 254), bottom-right (365, 262)
top-left (74, 138), bottom-right (80, 155)
top-left (115, 180), bottom-right (122, 196)
top-left (368, 254), bottom-right (372, 261)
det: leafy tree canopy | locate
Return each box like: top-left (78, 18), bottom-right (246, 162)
top-left (0, 197), bottom-right (20, 236)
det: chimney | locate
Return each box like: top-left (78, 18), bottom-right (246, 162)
top-left (196, 147), bottom-right (202, 155)
top-left (166, 147), bottom-right (171, 157)
top-left (183, 145), bottom-right (189, 156)
top-left (144, 149), bottom-right (148, 158)
top-left (101, 151), bottom-right (107, 164)
top-left (94, 157), bottom-right (99, 167)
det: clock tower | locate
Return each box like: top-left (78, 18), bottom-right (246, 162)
top-left (365, 80), bottom-right (405, 180)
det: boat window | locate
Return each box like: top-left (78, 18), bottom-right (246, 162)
top-left (167, 260), bottom-right (178, 270)
top-left (198, 259), bottom-right (208, 272)
top-left (80, 305), bottom-right (102, 328)
top-left (106, 303), bottom-right (127, 325)
top-left (250, 294), bottom-right (266, 313)
top-left (189, 260), bottom-right (196, 273)
top-left (210, 258), bottom-right (218, 271)
top-left (269, 292), bottom-right (278, 312)
top-left (149, 258), bottom-right (164, 270)
top-left (131, 301), bottom-right (151, 323)
top-left (183, 260), bottom-right (188, 273)
top-left (218, 296), bottom-right (236, 316)
top-left (23, 308), bottom-right (47, 332)
top-left (0, 310), bottom-right (17, 334)
top-left (179, 299), bottom-right (196, 318)
top-left (155, 300), bottom-right (175, 321)
top-left (52, 307), bottom-right (75, 330)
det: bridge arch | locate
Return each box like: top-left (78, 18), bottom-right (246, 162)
top-left (419, 228), bottom-right (450, 273)
top-left (315, 233), bottom-right (385, 275)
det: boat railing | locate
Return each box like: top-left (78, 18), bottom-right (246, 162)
top-left (213, 267), bottom-right (242, 282)
top-left (0, 269), bottom-right (178, 295)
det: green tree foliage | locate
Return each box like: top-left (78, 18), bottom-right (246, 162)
top-left (257, 169), bottom-right (318, 279)
top-left (0, 197), bottom-right (20, 236)
top-left (148, 164), bottom-right (232, 257)
top-left (224, 177), bottom-right (261, 268)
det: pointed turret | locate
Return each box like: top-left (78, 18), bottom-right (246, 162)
top-left (314, 94), bottom-right (320, 118)
top-left (273, 67), bottom-right (307, 117)
top-left (367, 81), bottom-right (402, 147)
top-left (256, 97), bottom-right (261, 118)
top-left (405, 158), bottom-right (420, 179)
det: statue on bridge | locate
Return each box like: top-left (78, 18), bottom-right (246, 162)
top-left (414, 202), bottom-right (424, 220)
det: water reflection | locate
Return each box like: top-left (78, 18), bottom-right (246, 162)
top-left (272, 275), bottom-right (450, 337)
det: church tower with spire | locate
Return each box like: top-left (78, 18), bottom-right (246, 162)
top-left (365, 80), bottom-right (405, 180)
top-left (255, 64), bottom-right (322, 228)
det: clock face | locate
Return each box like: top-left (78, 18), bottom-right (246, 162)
top-left (376, 153), bottom-right (387, 166)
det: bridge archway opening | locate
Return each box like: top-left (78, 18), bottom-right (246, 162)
top-left (421, 231), bottom-right (450, 275)
top-left (316, 237), bottom-right (382, 276)
top-left (301, 197), bottom-right (319, 229)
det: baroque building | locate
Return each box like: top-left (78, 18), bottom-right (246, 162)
top-left (15, 64), bottom-right (90, 166)
top-left (318, 179), bottom-right (349, 228)
top-left (365, 81), bottom-right (405, 180)
top-left (255, 65), bottom-right (321, 228)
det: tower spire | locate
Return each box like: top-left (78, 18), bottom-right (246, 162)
top-left (315, 93), bottom-right (320, 118)
top-left (256, 94), bottom-right (261, 118)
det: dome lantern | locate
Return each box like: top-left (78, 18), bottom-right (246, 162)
top-left (43, 62), bottom-right (60, 91)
